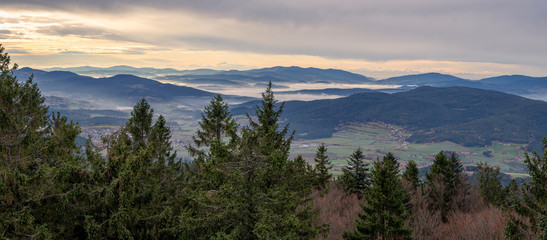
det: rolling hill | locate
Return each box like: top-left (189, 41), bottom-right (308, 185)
top-left (39, 66), bottom-right (547, 101)
top-left (14, 68), bottom-right (253, 107)
top-left (234, 86), bottom-right (547, 149)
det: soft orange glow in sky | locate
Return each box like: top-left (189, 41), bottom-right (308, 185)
top-left (2, 0), bottom-right (546, 80)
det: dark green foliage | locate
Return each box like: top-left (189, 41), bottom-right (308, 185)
top-left (178, 82), bottom-right (321, 239)
top-left (0, 44), bottom-right (89, 238)
top-left (341, 147), bottom-right (371, 198)
top-left (505, 137), bottom-right (547, 238)
top-left (314, 144), bottom-right (332, 190)
top-left (247, 81), bottom-right (293, 158)
top-left (80, 98), bottom-right (183, 238)
top-left (236, 86), bottom-right (547, 148)
top-left (344, 153), bottom-right (412, 240)
top-left (449, 152), bottom-right (463, 186)
top-left (402, 160), bottom-right (420, 191)
top-left (477, 162), bottom-right (503, 206)
top-left (425, 151), bottom-right (465, 222)
top-left (188, 94), bottom-right (239, 164)
top-left (128, 98), bottom-right (154, 149)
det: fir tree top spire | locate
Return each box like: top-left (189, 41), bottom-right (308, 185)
top-left (246, 81), bottom-right (293, 157)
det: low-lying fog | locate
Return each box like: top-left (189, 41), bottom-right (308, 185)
top-left (157, 80), bottom-right (401, 101)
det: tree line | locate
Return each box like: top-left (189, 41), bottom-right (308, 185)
top-left (1, 45), bottom-right (547, 239)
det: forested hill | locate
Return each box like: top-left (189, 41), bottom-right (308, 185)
top-left (235, 86), bottom-right (547, 148)
top-left (14, 67), bottom-right (218, 104)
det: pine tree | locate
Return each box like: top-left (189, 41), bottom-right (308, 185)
top-left (340, 147), bottom-right (370, 198)
top-left (402, 160), bottom-right (420, 191)
top-left (314, 144), bottom-right (332, 190)
top-left (477, 162), bottom-right (503, 206)
top-left (344, 153), bottom-right (412, 240)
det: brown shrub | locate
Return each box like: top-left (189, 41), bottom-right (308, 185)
top-left (407, 190), bottom-right (443, 240)
top-left (313, 182), bottom-right (363, 240)
top-left (432, 205), bottom-right (507, 240)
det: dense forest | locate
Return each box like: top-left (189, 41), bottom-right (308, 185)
top-left (231, 87), bottom-right (547, 150)
top-left (2, 45), bottom-right (547, 239)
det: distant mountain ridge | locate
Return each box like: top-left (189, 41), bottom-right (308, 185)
top-left (234, 86), bottom-right (547, 150)
top-left (43, 65), bottom-right (547, 100)
top-left (13, 67), bottom-right (255, 111)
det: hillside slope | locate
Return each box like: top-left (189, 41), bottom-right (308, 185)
top-left (235, 86), bottom-right (547, 148)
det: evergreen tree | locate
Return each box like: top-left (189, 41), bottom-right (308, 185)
top-left (448, 151), bottom-right (464, 186)
top-left (505, 137), bottom-right (547, 238)
top-left (402, 160), bottom-right (420, 191)
top-left (477, 162), bottom-right (503, 206)
top-left (425, 151), bottom-right (452, 185)
top-left (82, 99), bottom-right (182, 239)
top-left (424, 151), bottom-right (465, 222)
top-left (344, 153), bottom-right (412, 240)
top-left (314, 144), bottom-right (332, 190)
top-left (188, 94), bottom-right (239, 163)
top-left (247, 81), bottom-right (293, 158)
top-left (0, 45), bottom-right (88, 238)
top-left (179, 83), bottom-right (320, 239)
top-left (128, 98), bottom-right (154, 149)
top-left (340, 147), bottom-right (370, 198)
top-left (150, 115), bottom-right (177, 165)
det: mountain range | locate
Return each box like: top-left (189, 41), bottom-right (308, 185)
top-left (14, 67), bottom-right (253, 108)
top-left (13, 66), bottom-right (547, 151)
top-left (234, 86), bottom-right (547, 150)
top-left (38, 66), bottom-right (547, 101)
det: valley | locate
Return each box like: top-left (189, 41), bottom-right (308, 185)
top-left (289, 122), bottom-right (527, 176)
top-left (28, 66), bottom-right (547, 177)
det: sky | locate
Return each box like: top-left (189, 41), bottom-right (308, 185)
top-left (1, 0), bottom-right (546, 80)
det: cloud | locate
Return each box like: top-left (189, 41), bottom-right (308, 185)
top-left (6, 49), bottom-right (30, 54)
top-left (1, 0), bottom-right (546, 78)
top-left (59, 51), bottom-right (87, 54)
top-left (35, 23), bottom-right (125, 41)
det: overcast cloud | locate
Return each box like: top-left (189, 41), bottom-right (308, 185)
top-left (1, 0), bottom-right (546, 78)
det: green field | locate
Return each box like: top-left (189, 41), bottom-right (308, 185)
top-left (290, 122), bottom-right (528, 175)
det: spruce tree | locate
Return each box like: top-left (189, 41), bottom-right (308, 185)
top-left (247, 81), bottom-right (293, 158)
top-left (128, 98), bottom-right (154, 149)
top-left (314, 144), bottom-right (332, 190)
top-left (83, 99), bottom-right (182, 238)
top-left (179, 83), bottom-right (320, 239)
top-left (344, 153), bottom-right (412, 240)
top-left (424, 151), bottom-right (465, 222)
top-left (179, 94), bottom-right (243, 239)
top-left (448, 151), bottom-right (464, 187)
top-left (477, 162), bottom-right (503, 206)
top-left (505, 137), bottom-right (547, 238)
top-left (188, 94), bottom-right (239, 163)
top-left (150, 115), bottom-right (177, 165)
top-left (340, 147), bottom-right (370, 198)
top-left (402, 160), bottom-right (420, 191)
top-left (0, 45), bottom-right (88, 238)
top-left (425, 151), bottom-right (452, 184)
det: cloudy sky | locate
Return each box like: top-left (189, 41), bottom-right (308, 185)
top-left (1, 0), bottom-right (546, 79)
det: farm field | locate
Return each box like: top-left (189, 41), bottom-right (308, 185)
top-left (290, 122), bottom-right (528, 175)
